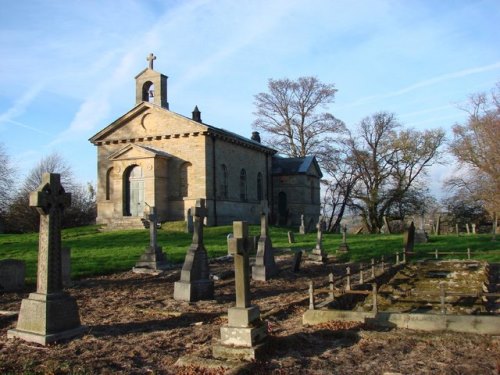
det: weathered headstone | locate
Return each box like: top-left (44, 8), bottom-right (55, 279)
top-left (213, 221), bottom-right (267, 361)
top-left (287, 231), bottom-right (295, 244)
top-left (226, 233), bottom-right (233, 255)
top-left (465, 223), bottom-right (470, 235)
top-left (472, 223), bottom-right (477, 234)
top-left (186, 208), bottom-right (194, 234)
top-left (337, 224), bottom-right (350, 253)
top-left (133, 206), bottom-right (168, 272)
top-left (252, 200), bottom-right (278, 281)
top-left (61, 247), bottom-right (71, 287)
top-left (8, 173), bottom-right (84, 345)
top-left (309, 215), bottom-right (327, 263)
top-left (299, 214), bottom-right (306, 234)
top-left (292, 250), bottom-right (303, 273)
top-left (403, 221), bottom-right (416, 256)
top-left (174, 199), bottom-right (214, 301)
top-left (0, 259), bottom-right (25, 291)
top-left (414, 228), bottom-right (429, 243)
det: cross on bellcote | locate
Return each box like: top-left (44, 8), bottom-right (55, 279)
top-left (147, 53), bottom-right (156, 69)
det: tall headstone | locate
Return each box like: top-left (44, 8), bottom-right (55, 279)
top-left (8, 173), bottom-right (84, 345)
top-left (337, 224), bottom-right (350, 253)
top-left (403, 221), bottom-right (416, 256)
top-left (309, 215), bottom-right (327, 263)
top-left (299, 214), bottom-right (306, 234)
top-left (213, 221), bottom-right (267, 361)
top-left (174, 199), bottom-right (214, 301)
top-left (186, 208), bottom-right (194, 234)
top-left (133, 206), bottom-right (168, 272)
top-left (252, 200), bottom-right (278, 281)
top-left (0, 259), bottom-right (25, 291)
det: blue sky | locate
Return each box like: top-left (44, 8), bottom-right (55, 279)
top-left (1, 0), bottom-right (499, 197)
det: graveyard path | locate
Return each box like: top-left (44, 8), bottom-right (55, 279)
top-left (0, 255), bottom-right (498, 374)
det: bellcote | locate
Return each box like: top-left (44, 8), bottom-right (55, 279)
top-left (135, 53), bottom-right (169, 109)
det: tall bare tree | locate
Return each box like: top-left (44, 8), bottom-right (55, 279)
top-left (448, 82), bottom-right (500, 239)
top-left (252, 76), bottom-right (344, 158)
top-left (348, 112), bottom-right (445, 233)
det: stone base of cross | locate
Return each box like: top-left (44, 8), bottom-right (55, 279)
top-left (213, 221), bottom-right (268, 361)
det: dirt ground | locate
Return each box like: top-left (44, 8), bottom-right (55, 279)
top-left (0, 255), bottom-right (499, 375)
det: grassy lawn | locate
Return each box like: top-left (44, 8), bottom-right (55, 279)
top-left (1, 223), bottom-right (499, 283)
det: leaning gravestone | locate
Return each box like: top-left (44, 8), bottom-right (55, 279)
top-left (299, 214), bottom-right (306, 234)
top-left (337, 224), bottom-right (350, 253)
top-left (252, 200), bottom-right (278, 281)
top-left (174, 199), bottom-right (214, 301)
top-left (0, 259), bottom-right (25, 291)
top-left (309, 215), bottom-right (327, 263)
top-left (133, 206), bottom-right (168, 272)
top-left (213, 221), bottom-right (267, 361)
top-left (8, 173), bottom-right (84, 345)
top-left (403, 221), bottom-right (416, 255)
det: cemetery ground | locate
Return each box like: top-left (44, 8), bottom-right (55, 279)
top-left (1, 224), bottom-right (499, 374)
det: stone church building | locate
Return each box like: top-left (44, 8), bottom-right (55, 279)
top-left (89, 55), bottom-right (322, 229)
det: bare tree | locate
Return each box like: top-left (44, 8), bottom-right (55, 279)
top-left (0, 143), bottom-right (16, 212)
top-left (253, 76), bottom-right (344, 158)
top-left (448, 82), bottom-right (500, 238)
top-left (348, 112), bottom-right (445, 233)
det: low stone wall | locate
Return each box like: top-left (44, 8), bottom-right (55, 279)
top-left (303, 309), bottom-right (500, 335)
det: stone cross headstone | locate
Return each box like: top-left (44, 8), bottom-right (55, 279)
top-left (133, 206), bottom-right (168, 272)
top-left (337, 224), bottom-right (350, 253)
top-left (174, 199), bottom-right (214, 301)
top-left (0, 259), bottom-right (25, 291)
top-left (299, 214), bottom-right (306, 234)
top-left (403, 221), bottom-right (416, 256)
top-left (252, 200), bottom-right (278, 281)
top-left (213, 221), bottom-right (267, 361)
top-left (309, 215), bottom-right (327, 263)
top-left (8, 173), bottom-right (84, 345)
top-left (186, 208), bottom-right (194, 234)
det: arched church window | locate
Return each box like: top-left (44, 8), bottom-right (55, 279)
top-left (221, 164), bottom-right (228, 199)
top-left (180, 162), bottom-right (191, 198)
top-left (257, 172), bottom-right (263, 201)
top-left (240, 169), bottom-right (247, 202)
top-left (142, 81), bottom-right (155, 103)
top-left (106, 167), bottom-right (114, 200)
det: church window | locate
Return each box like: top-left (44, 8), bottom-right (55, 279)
top-left (142, 81), bottom-right (155, 103)
top-left (221, 164), bottom-right (228, 199)
top-left (106, 167), bottom-right (113, 200)
top-left (240, 169), bottom-right (247, 201)
top-left (180, 162), bottom-right (191, 198)
top-left (257, 172), bottom-right (263, 201)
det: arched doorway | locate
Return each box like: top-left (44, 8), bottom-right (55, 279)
top-left (278, 191), bottom-right (287, 225)
top-left (124, 165), bottom-right (144, 216)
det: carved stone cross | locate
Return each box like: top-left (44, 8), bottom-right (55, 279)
top-left (29, 173), bottom-right (71, 295)
top-left (145, 205), bottom-right (158, 248)
top-left (316, 215), bottom-right (324, 246)
top-left (228, 221), bottom-right (253, 308)
top-left (147, 53), bottom-right (156, 69)
top-left (260, 200), bottom-right (269, 237)
top-left (192, 199), bottom-right (208, 245)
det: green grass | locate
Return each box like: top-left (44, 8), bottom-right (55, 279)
top-left (1, 223), bottom-right (499, 283)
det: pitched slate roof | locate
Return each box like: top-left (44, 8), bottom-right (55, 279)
top-left (271, 155), bottom-right (323, 177)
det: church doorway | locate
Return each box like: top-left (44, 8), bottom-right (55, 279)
top-left (124, 165), bottom-right (144, 217)
top-left (278, 191), bottom-right (288, 225)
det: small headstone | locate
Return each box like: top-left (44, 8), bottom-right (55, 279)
top-left (403, 221), bottom-right (416, 256)
top-left (186, 208), bottom-right (194, 234)
top-left (61, 247), bottom-right (71, 287)
top-left (8, 173), bottom-right (84, 345)
top-left (292, 250), bottom-right (303, 273)
top-left (465, 223), bottom-right (470, 235)
top-left (174, 199), bottom-right (214, 302)
top-left (299, 214), bottom-right (306, 234)
top-left (472, 223), bottom-right (477, 234)
top-left (287, 231), bottom-right (295, 244)
top-left (0, 259), bottom-right (25, 291)
top-left (133, 206), bottom-right (168, 272)
top-left (252, 200), bottom-right (279, 281)
top-left (309, 215), bottom-right (327, 263)
top-left (226, 233), bottom-right (233, 255)
top-left (337, 224), bottom-right (350, 253)
top-left (213, 221), bottom-right (267, 361)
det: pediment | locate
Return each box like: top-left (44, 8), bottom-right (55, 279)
top-left (89, 102), bottom-right (209, 144)
top-left (108, 144), bottom-right (171, 161)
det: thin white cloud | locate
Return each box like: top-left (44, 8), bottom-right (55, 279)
top-left (0, 82), bottom-right (44, 127)
top-left (1, 119), bottom-right (52, 136)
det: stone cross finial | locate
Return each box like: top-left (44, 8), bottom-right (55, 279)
top-left (192, 199), bottom-right (208, 245)
top-left (228, 221), bottom-right (253, 308)
top-left (147, 53), bottom-right (156, 69)
top-left (260, 200), bottom-right (269, 237)
top-left (29, 173), bottom-right (71, 294)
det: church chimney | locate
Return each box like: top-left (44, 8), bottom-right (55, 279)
top-left (192, 106), bottom-right (202, 123)
top-left (251, 131), bottom-right (261, 143)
